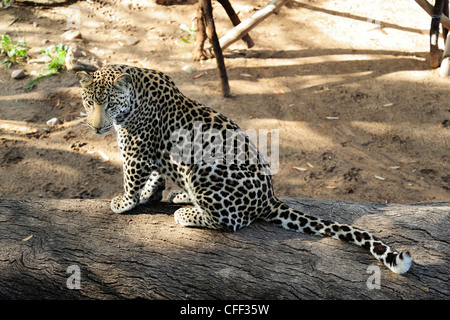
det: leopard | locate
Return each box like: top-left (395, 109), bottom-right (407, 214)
top-left (76, 64), bottom-right (413, 274)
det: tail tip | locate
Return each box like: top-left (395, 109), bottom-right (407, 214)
top-left (390, 251), bottom-right (413, 274)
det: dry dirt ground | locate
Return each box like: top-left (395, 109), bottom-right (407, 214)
top-left (0, 0), bottom-right (449, 205)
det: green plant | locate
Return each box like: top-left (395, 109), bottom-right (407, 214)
top-left (0, 34), bottom-right (28, 68)
top-left (26, 43), bottom-right (68, 90)
top-left (41, 42), bottom-right (68, 75)
top-left (179, 23), bottom-right (196, 44)
top-left (1, 0), bottom-right (12, 9)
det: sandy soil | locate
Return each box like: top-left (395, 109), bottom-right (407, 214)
top-left (0, 0), bottom-right (449, 205)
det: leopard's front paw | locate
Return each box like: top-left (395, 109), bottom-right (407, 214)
top-left (111, 195), bottom-right (136, 214)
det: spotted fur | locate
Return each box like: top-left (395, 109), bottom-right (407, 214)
top-left (77, 64), bottom-right (412, 274)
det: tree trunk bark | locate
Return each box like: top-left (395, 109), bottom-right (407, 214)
top-left (193, 0), bottom-right (211, 61)
top-left (0, 198), bottom-right (448, 299)
top-left (203, 0), bottom-right (231, 97)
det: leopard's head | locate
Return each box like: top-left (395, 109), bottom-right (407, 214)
top-left (76, 68), bottom-right (133, 135)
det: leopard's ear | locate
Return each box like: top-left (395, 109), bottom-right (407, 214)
top-left (114, 73), bottom-right (132, 91)
top-left (76, 71), bottom-right (93, 88)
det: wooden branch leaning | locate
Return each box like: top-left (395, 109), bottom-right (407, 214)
top-left (219, 0), bottom-right (292, 51)
top-left (415, 0), bottom-right (450, 29)
top-left (1, 198), bottom-right (448, 299)
top-left (217, 0), bottom-right (254, 48)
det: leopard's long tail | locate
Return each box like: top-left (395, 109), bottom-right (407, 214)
top-left (264, 200), bottom-right (412, 274)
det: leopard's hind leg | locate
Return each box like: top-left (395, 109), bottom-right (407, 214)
top-left (167, 190), bottom-right (192, 204)
top-left (174, 207), bottom-right (222, 229)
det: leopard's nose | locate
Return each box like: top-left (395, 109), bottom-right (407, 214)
top-left (87, 123), bottom-right (102, 134)
top-left (92, 127), bottom-right (105, 135)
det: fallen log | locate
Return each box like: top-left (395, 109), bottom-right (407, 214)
top-left (0, 198), bottom-right (448, 299)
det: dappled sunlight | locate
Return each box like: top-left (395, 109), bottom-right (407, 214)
top-left (0, 119), bottom-right (46, 135)
top-left (1, 0), bottom-right (449, 205)
top-left (350, 121), bottom-right (395, 136)
top-left (351, 120), bottom-right (449, 149)
top-left (0, 0), bottom-right (448, 301)
top-left (21, 157), bottom-right (82, 179)
top-left (288, 0), bottom-right (432, 52)
top-left (381, 69), bottom-right (446, 83)
top-left (220, 52), bottom-right (429, 98)
top-left (241, 118), bottom-right (337, 152)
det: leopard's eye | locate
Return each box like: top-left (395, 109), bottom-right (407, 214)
top-left (105, 101), bottom-right (113, 111)
top-left (84, 99), bottom-right (94, 110)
